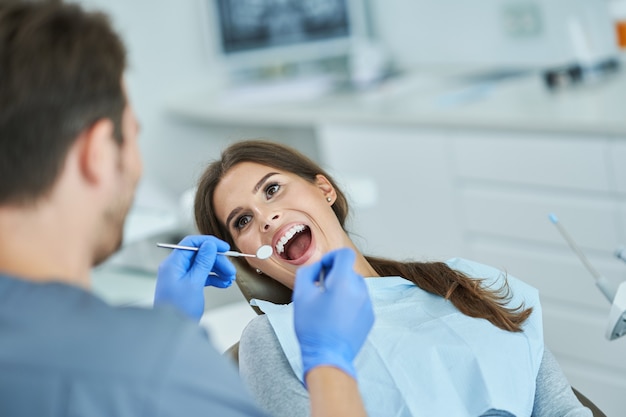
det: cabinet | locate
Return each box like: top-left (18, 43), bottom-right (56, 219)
top-left (318, 124), bottom-right (464, 261)
top-left (451, 130), bottom-right (626, 414)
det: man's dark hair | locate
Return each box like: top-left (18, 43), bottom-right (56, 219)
top-left (0, 0), bottom-right (127, 204)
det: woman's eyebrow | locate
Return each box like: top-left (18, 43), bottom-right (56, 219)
top-left (254, 172), bottom-right (279, 193)
top-left (225, 207), bottom-right (242, 229)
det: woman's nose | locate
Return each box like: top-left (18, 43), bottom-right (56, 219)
top-left (263, 214), bottom-right (280, 231)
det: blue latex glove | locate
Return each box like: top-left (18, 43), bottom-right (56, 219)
top-left (154, 235), bottom-right (237, 321)
top-left (293, 248), bottom-right (374, 380)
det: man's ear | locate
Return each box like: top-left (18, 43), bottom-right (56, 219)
top-left (77, 118), bottom-right (115, 184)
top-left (315, 174), bottom-right (336, 203)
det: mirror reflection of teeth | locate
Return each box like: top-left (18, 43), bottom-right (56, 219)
top-left (275, 224), bottom-right (306, 254)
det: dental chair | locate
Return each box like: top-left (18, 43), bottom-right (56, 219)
top-left (226, 261), bottom-right (606, 417)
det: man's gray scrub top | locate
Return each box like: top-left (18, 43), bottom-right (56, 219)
top-left (0, 274), bottom-right (268, 417)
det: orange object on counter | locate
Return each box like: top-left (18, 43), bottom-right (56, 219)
top-left (616, 20), bottom-right (626, 49)
top-left (610, 0), bottom-right (626, 49)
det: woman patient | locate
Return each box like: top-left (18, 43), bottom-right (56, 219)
top-left (194, 140), bottom-right (590, 417)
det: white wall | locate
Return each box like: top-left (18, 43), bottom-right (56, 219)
top-left (80, 0), bottom-right (326, 209)
top-left (77, 0), bottom-right (225, 207)
top-left (370, 0), bottom-right (617, 70)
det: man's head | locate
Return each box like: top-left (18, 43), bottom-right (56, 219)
top-left (0, 0), bottom-right (142, 268)
top-left (0, 0), bottom-right (127, 205)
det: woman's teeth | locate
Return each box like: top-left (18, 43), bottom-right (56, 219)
top-left (275, 224), bottom-right (306, 255)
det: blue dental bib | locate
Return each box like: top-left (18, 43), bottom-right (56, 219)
top-left (252, 258), bottom-right (543, 417)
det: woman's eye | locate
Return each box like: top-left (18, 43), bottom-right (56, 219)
top-left (235, 215), bottom-right (252, 230)
top-left (265, 183), bottom-right (280, 198)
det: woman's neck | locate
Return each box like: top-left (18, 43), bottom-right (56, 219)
top-left (353, 253), bottom-right (380, 278)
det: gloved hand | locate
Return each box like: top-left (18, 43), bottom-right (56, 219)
top-left (154, 235), bottom-right (237, 321)
top-left (293, 247), bottom-right (374, 380)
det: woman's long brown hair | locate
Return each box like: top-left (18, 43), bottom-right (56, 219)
top-left (195, 140), bottom-right (531, 332)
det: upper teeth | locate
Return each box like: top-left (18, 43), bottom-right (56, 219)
top-left (275, 224), bottom-right (305, 255)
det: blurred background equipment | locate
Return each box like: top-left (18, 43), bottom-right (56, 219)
top-left (549, 214), bottom-right (626, 341)
top-left (203, 0), bottom-right (391, 101)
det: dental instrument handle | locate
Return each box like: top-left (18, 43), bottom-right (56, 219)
top-left (156, 243), bottom-right (199, 252)
top-left (548, 214), bottom-right (602, 280)
top-left (156, 243), bottom-right (256, 258)
top-left (220, 250), bottom-right (255, 258)
top-left (548, 213), bottom-right (616, 302)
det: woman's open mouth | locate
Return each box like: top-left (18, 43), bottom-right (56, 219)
top-left (274, 224), bottom-right (312, 261)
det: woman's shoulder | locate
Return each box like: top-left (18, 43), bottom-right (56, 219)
top-left (239, 314), bottom-right (293, 378)
top-left (241, 314), bottom-right (277, 346)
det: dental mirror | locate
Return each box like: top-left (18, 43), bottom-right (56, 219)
top-left (254, 245), bottom-right (273, 260)
top-left (156, 243), bottom-right (273, 260)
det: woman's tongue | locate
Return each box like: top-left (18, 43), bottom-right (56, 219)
top-left (284, 231), bottom-right (312, 261)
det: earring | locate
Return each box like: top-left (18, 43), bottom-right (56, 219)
top-left (256, 268), bottom-right (263, 275)
top-left (326, 197), bottom-right (332, 202)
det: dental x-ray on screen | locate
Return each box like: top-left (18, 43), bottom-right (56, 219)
top-left (210, 0), bottom-right (356, 72)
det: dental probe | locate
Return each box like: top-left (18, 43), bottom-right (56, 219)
top-left (548, 213), bottom-right (616, 302)
top-left (156, 243), bottom-right (273, 260)
top-left (316, 269), bottom-right (326, 289)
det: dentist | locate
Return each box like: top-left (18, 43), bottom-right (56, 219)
top-left (0, 2), bottom-right (373, 416)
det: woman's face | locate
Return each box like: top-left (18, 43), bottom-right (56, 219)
top-left (212, 161), bottom-right (348, 288)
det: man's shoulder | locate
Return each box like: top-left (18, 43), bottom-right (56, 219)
top-left (0, 274), bottom-right (210, 379)
top-left (0, 276), bottom-right (267, 417)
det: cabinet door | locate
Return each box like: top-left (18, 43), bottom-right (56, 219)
top-left (610, 140), bottom-right (626, 195)
top-left (452, 130), bottom-right (620, 253)
top-left (318, 124), bottom-right (464, 261)
top-left (453, 131), bottom-right (611, 192)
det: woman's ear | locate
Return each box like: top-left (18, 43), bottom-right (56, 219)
top-left (77, 118), bottom-right (115, 184)
top-left (315, 174), bottom-right (336, 203)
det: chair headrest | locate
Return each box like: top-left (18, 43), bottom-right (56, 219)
top-left (233, 259), bottom-right (293, 315)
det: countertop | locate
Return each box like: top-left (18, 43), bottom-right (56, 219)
top-left (166, 65), bottom-right (626, 136)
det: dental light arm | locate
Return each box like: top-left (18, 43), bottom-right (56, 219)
top-left (605, 281), bottom-right (626, 340)
top-left (607, 248), bottom-right (626, 340)
top-left (548, 214), bottom-right (626, 340)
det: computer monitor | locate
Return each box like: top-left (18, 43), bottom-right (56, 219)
top-left (205, 0), bottom-right (366, 82)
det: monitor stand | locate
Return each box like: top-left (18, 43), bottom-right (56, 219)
top-left (216, 74), bottom-right (339, 107)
